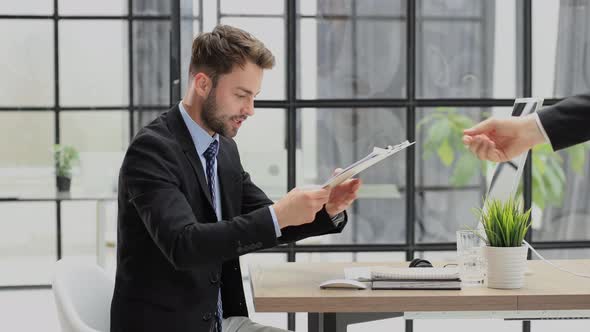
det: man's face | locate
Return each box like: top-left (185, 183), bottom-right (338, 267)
top-left (201, 61), bottom-right (263, 138)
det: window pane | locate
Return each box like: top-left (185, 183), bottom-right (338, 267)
top-left (533, 0), bottom-right (590, 98)
top-left (0, 0), bottom-right (52, 15)
top-left (133, 20), bottom-right (170, 106)
top-left (60, 111), bottom-right (128, 193)
top-left (532, 249), bottom-right (590, 260)
top-left (298, 0), bottom-right (353, 16)
top-left (419, 0), bottom-right (482, 17)
top-left (233, 109), bottom-right (286, 199)
top-left (59, 0), bottom-right (127, 16)
top-left (298, 14), bottom-right (406, 99)
top-left (417, 0), bottom-right (522, 98)
top-left (240, 253), bottom-right (286, 279)
top-left (356, 0), bottom-right (405, 16)
top-left (297, 108), bottom-right (406, 245)
top-left (415, 250), bottom-right (456, 263)
top-left (0, 112), bottom-right (54, 168)
top-left (59, 20), bottom-right (129, 107)
top-left (0, 112), bottom-right (54, 194)
top-left (61, 201), bottom-right (97, 261)
top-left (132, 0), bottom-right (170, 15)
top-left (193, 20), bottom-right (201, 34)
top-left (533, 142), bottom-right (590, 242)
top-left (220, 0), bottom-right (283, 15)
top-left (356, 251), bottom-right (406, 262)
top-left (133, 109), bottom-right (166, 136)
top-left (193, 0), bottom-right (200, 16)
top-left (416, 107), bottom-right (514, 243)
top-left (191, 17), bottom-right (202, 78)
top-left (0, 20), bottom-right (54, 107)
top-left (296, 252), bottom-right (354, 263)
top-left (0, 202), bottom-right (56, 286)
top-left (220, 17), bottom-right (285, 100)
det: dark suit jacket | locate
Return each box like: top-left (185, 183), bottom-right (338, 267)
top-left (110, 105), bottom-right (347, 332)
top-left (538, 92), bottom-right (590, 151)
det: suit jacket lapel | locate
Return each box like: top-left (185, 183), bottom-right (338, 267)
top-left (166, 104), bottom-right (214, 209)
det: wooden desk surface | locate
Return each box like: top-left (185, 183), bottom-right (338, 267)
top-left (250, 260), bottom-right (590, 313)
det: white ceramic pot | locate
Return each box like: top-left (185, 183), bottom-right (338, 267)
top-left (484, 245), bottom-right (528, 289)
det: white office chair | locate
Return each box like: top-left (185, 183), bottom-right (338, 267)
top-left (52, 258), bottom-right (114, 332)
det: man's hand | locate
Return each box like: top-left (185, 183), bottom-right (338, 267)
top-left (462, 114), bottom-right (546, 162)
top-left (272, 187), bottom-right (331, 229)
top-left (325, 168), bottom-right (362, 218)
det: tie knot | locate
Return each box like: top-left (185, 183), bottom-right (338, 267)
top-left (203, 140), bottom-right (218, 162)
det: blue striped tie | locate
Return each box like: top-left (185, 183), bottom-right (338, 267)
top-left (203, 140), bottom-right (222, 331)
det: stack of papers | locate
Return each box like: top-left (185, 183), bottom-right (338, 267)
top-left (371, 267), bottom-right (461, 290)
top-left (322, 141), bottom-right (415, 189)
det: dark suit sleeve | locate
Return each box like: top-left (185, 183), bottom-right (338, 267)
top-left (122, 134), bottom-right (278, 270)
top-left (537, 92), bottom-right (590, 151)
top-left (277, 208), bottom-right (348, 244)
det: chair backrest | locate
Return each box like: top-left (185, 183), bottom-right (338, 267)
top-left (52, 259), bottom-right (114, 332)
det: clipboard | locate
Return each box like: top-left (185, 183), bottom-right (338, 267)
top-left (322, 140), bottom-right (415, 189)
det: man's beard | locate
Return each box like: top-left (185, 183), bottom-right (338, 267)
top-left (201, 88), bottom-right (235, 137)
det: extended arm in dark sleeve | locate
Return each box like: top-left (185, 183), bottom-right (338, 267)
top-left (537, 92), bottom-right (590, 150)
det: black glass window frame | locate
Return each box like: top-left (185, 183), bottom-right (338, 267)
top-left (0, 0), bottom-right (203, 289)
top-left (2, 1), bottom-right (589, 331)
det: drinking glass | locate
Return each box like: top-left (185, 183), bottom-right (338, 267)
top-left (456, 230), bottom-right (486, 285)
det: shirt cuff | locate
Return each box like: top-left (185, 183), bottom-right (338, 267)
top-left (330, 211), bottom-right (345, 227)
top-left (268, 206), bottom-right (282, 238)
top-left (534, 112), bottom-right (551, 145)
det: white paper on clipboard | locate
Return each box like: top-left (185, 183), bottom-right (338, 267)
top-left (322, 140), bottom-right (415, 189)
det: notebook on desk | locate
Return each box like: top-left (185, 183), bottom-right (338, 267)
top-left (371, 280), bottom-right (461, 290)
top-left (371, 267), bottom-right (459, 280)
top-left (371, 267), bottom-right (461, 290)
top-left (343, 266), bottom-right (461, 290)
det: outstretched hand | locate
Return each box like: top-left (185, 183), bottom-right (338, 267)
top-left (462, 115), bottom-right (545, 162)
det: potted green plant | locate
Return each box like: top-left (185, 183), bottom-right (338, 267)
top-left (474, 197), bottom-right (532, 289)
top-left (54, 144), bottom-right (79, 192)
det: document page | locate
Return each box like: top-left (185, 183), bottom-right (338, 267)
top-left (322, 140), bottom-right (415, 189)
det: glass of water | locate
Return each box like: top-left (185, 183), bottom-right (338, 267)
top-left (456, 230), bottom-right (486, 286)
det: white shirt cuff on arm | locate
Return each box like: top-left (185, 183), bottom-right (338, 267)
top-left (268, 206), bottom-right (282, 238)
top-left (534, 112), bottom-right (551, 145)
top-left (330, 211), bottom-right (345, 227)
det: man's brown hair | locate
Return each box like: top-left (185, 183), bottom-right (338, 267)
top-left (190, 24), bottom-right (275, 85)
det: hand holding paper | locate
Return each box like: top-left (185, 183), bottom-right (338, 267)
top-left (322, 140), bottom-right (415, 189)
top-left (324, 168), bottom-right (361, 217)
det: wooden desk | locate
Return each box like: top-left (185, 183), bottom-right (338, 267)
top-left (250, 260), bottom-right (590, 331)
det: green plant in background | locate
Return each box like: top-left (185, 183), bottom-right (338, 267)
top-left (419, 107), bottom-right (590, 209)
top-left (54, 144), bottom-right (79, 178)
top-left (418, 107), bottom-right (490, 186)
top-left (530, 142), bottom-right (590, 209)
top-left (473, 197), bottom-right (532, 247)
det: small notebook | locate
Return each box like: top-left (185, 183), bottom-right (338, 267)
top-left (371, 267), bottom-right (460, 281)
top-left (372, 280), bottom-right (461, 290)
